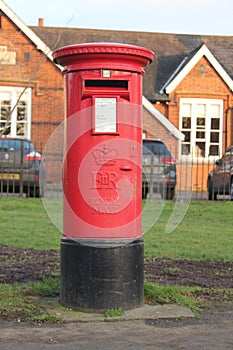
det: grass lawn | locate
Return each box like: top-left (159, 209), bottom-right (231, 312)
top-left (0, 198), bottom-right (61, 250)
top-left (143, 200), bottom-right (233, 261)
top-left (0, 197), bottom-right (232, 261)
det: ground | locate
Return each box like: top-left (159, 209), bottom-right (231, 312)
top-left (144, 258), bottom-right (233, 289)
top-left (1, 244), bottom-right (232, 288)
top-left (1, 244), bottom-right (233, 347)
top-left (0, 245), bottom-right (60, 284)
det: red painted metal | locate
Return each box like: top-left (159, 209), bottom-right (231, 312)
top-left (53, 43), bottom-right (154, 240)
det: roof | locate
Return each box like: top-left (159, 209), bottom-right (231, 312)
top-left (163, 44), bottom-right (233, 93)
top-left (0, 0), bottom-right (182, 139)
top-left (1, 0), bottom-right (233, 101)
top-left (29, 26), bottom-right (233, 101)
top-left (1, 0), bottom-right (232, 141)
top-left (142, 97), bottom-right (184, 141)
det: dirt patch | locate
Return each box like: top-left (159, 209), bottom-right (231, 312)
top-left (0, 244), bottom-right (232, 289)
top-left (144, 258), bottom-right (233, 289)
top-left (0, 245), bottom-right (60, 284)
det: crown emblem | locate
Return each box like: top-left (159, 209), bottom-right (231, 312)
top-left (92, 144), bottom-right (118, 165)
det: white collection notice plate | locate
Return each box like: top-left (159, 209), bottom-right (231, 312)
top-left (94, 97), bottom-right (117, 133)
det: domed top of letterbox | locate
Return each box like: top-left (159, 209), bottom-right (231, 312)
top-left (53, 42), bottom-right (154, 73)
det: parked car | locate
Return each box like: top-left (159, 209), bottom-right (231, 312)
top-left (0, 137), bottom-right (44, 197)
top-left (207, 146), bottom-right (233, 200)
top-left (142, 139), bottom-right (176, 200)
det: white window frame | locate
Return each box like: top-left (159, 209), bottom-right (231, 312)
top-left (0, 86), bottom-right (32, 139)
top-left (179, 98), bottom-right (223, 161)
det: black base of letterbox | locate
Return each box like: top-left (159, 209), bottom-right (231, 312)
top-left (60, 237), bottom-right (144, 312)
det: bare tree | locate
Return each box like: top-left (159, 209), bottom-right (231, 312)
top-left (0, 16), bottom-right (69, 137)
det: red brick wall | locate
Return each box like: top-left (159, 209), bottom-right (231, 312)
top-left (167, 56), bottom-right (233, 151)
top-left (0, 14), bottom-right (64, 152)
top-left (154, 56), bottom-right (233, 192)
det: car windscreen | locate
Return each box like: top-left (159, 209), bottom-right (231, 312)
top-left (0, 139), bottom-right (35, 154)
top-left (143, 141), bottom-right (172, 158)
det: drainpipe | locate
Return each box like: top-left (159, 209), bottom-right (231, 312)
top-left (225, 106), bottom-right (233, 150)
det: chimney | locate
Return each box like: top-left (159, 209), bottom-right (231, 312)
top-left (38, 18), bottom-right (44, 27)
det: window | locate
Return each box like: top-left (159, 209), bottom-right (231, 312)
top-left (180, 99), bottom-right (223, 159)
top-left (0, 87), bottom-right (31, 138)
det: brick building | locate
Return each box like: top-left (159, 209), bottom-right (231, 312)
top-left (0, 1), bottom-right (64, 151)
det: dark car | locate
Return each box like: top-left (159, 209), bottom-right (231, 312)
top-left (207, 146), bottom-right (233, 200)
top-left (142, 139), bottom-right (176, 200)
top-left (0, 138), bottom-right (44, 197)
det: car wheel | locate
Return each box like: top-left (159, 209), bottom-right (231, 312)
top-left (207, 179), bottom-right (217, 200)
top-left (142, 182), bottom-right (148, 199)
top-left (160, 186), bottom-right (175, 200)
top-left (230, 178), bottom-right (233, 201)
top-left (166, 187), bottom-right (175, 200)
top-left (28, 187), bottom-right (41, 198)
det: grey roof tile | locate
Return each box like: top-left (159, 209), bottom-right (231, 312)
top-left (30, 27), bottom-right (233, 100)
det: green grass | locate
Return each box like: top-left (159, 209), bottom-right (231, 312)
top-left (0, 278), bottom-right (61, 322)
top-left (26, 277), bottom-right (60, 297)
top-left (144, 282), bottom-right (203, 314)
top-left (104, 307), bottom-right (124, 318)
top-left (144, 282), bottom-right (233, 315)
top-left (144, 200), bottom-right (233, 261)
top-left (0, 198), bottom-right (232, 260)
top-left (0, 198), bottom-right (61, 249)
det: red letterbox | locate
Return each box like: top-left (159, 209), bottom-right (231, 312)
top-left (53, 43), bottom-right (154, 311)
top-left (53, 43), bottom-right (153, 240)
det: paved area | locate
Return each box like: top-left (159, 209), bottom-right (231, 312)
top-left (1, 303), bottom-right (233, 350)
top-left (1, 313), bottom-right (233, 350)
top-left (37, 298), bottom-right (194, 322)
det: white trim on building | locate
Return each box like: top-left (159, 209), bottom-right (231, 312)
top-left (179, 98), bottom-right (223, 160)
top-left (0, 86), bottom-right (32, 139)
top-left (164, 44), bottom-right (233, 94)
top-left (142, 96), bottom-right (184, 141)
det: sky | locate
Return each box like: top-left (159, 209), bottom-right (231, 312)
top-left (4, 0), bottom-right (233, 36)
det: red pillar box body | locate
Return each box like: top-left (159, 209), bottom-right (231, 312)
top-left (53, 43), bottom-right (154, 311)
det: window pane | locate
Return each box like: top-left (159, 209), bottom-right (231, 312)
top-left (182, 117), bottom-right (191, 129)
top-left (195, 142), bottom-right (205, 157)
top-left (17, 123), bottom-right (27, 136)
top-left (197, 104), bottom-right (206, 116)
top-left (17, 101), bottom-right (27, 121)
top-left (209, 145), bottom-right (219, 156)
top-left (197, 117), bottom-right (205, 128)
top-left (0, 100), bottom-right (11, 135)
top-left (210, 132), bottom-right (219, 143)
top-left (210, 104), bottom-right (220, 117)
top-left (196, 131), bottom-right (205, 139)
top-left (182, 144), bottom-right (190, 155)
top-left (0, 100), bottom-right (11, 121)
top-left (16, 101), bottom-right (27, 136)
top-left (183, 131), bottom-right (190, 142)
top-left (211, 118), bottom-right (220, 130)
top-left (182, 103), bottom-right (192, 116)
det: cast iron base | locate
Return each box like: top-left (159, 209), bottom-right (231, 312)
top-left (60, 237), bottom-right (144, 312)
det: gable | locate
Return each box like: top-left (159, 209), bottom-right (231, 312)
top-left (163, 44), bottom-right (233, 94)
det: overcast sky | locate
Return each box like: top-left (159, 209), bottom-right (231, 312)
top-left (5, 0), bottom-right (233, 36)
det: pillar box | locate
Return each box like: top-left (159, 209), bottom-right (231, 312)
top-left (53, 43), bottom-right (154, 312)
